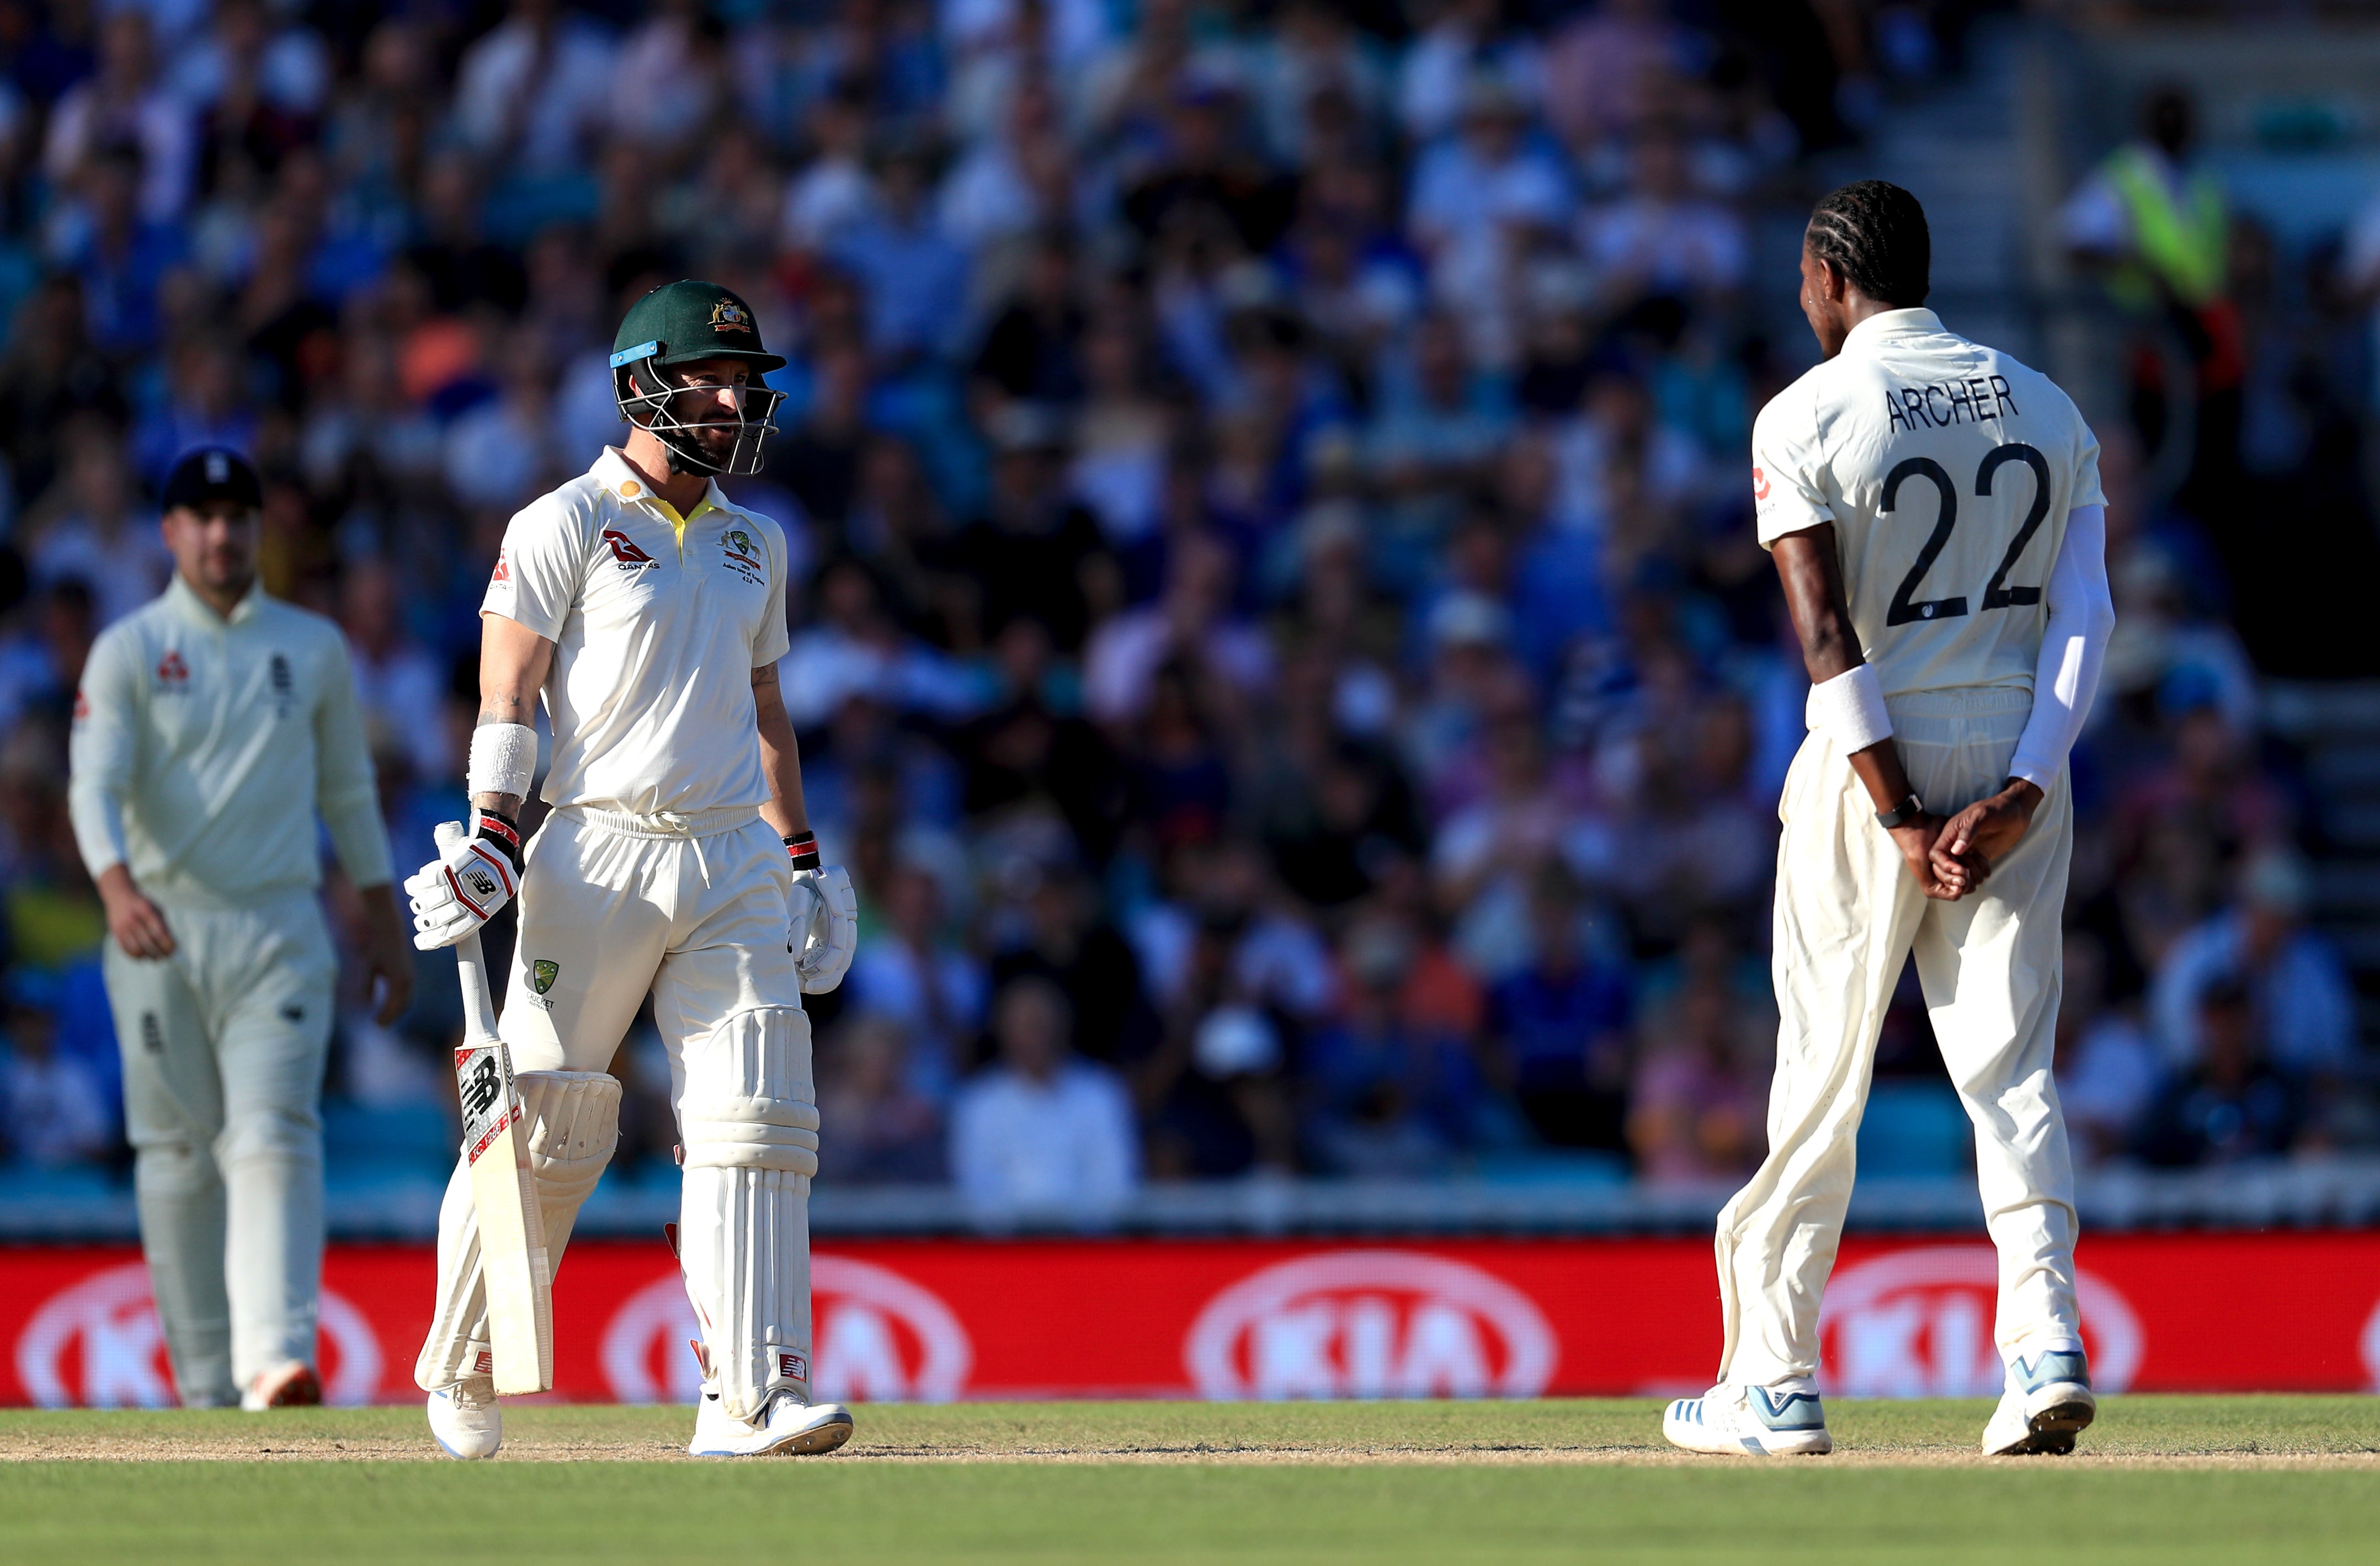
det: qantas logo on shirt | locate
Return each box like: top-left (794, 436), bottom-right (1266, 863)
top-left (155, 650), bottom-right (190, 691)
top-left (1751, 466), bottom-right (1771, 501)
top-left (491, 548), bottom-right (509, 585)
top-left (602, 530), bottom-right (659, 571)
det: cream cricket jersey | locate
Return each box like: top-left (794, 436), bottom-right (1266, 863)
top-left (1752, 308), bottom-right (2104, 699)
top-left (68, 575), bottom-right (393, 906)
top-left (483, 449), bottom-right (792, 817)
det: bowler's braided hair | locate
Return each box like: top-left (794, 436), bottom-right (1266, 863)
top-left (1806, 180), bottom-right (1931, 308)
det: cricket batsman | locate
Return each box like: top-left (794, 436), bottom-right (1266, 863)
top-left (1662, 182), bottom-right (2115, 1458)
top-left (407, 281), bottom-right (859, 1459)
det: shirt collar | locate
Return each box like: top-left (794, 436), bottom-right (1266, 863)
top-left (592, 448), bottom-right (735, 525)
top-left (1842, 307), bottom-right (1944, 352)
top-left (166, 571), bottom-right (263, 627)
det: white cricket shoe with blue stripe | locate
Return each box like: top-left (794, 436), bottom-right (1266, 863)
top-left (1981, 1348), bottom-right (2095, 1456)
top-left (1662, 1383), bottom-right (1833, 1456)
top-left (425, 1376), bottom-right (501, 1461)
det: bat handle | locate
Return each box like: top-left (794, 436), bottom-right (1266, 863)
top-left (456, 929), bottom-right (502, 1045)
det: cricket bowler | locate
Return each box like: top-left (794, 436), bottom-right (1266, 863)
top-left (1662, 182), bottom-right (2116, 1457)
top-left (406, 281), bottom-right (859, 1459)
top-left (68, 445), bottom-right (415, 1410)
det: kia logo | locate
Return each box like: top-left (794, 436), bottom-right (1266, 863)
top-left (600, 1258), bottom-right (972, 1404)
top-left (1820, 1247), bottom-right (2143, 1398)
top-left (15, 1263), bottom-right (382, 1407)
top-left (1184, 1251), bottom-right (1557, 1400)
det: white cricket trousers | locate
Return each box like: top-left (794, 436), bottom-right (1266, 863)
top-left (420, 806), bottom-right (818, 1419)
top-left (1715, 686), bottom-right (2082, 1390)
top-left (101, 889), bottom-right (335, 1407)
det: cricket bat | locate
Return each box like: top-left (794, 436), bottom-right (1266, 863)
top-left (453, 929), bottom-right (553, 1395)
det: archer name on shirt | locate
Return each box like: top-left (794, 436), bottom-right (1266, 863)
top-left (1883, 375), bottom-right (2020, 433)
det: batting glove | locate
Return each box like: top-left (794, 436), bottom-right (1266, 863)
top-left (784, 833), bottom-right (856, 993)
top-left (406, 815), bottom-right (523, 951)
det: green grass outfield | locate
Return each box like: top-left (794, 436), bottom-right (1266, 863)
top-left (4, 1398), bottom-right (2378, 1564)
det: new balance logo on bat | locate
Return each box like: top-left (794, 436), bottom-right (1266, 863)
top-left (461, 1055), bottom-right (503, 1120)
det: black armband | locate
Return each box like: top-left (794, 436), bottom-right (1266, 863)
top-left (1875, 794), bottom-right (1924, 831)
top-left (473, 809), bottom-right (524, 874)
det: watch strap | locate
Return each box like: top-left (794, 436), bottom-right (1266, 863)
top-left (1875, 794), bottom-right (1924, 830)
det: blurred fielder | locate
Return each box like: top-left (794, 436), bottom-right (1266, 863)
top-left (406, 281), bottom-right (857, 1460)
top-left (68, 446), bottom-right (415, 1409)
top-left (1663, 182), bottom-right (2115, 1458)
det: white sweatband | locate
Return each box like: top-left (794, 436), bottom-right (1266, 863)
top-left (1806, 664), bottom-right (1894, 753)
top-left (466, 722), bottom-right (539, 800)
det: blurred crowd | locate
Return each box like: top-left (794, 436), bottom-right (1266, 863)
top-left (0, 0), bottom-right (2368, 1222)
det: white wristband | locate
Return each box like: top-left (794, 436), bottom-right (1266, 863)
top-left (467, 722), bottom-right (539, 800)
top-left (1806, 664), bottom-right (1893, 753)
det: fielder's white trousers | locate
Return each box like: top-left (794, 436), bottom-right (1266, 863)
top-left (1715, 686), bottom-right (2083, 1390)
top-left (101, 889), bottom-right (335, 1406)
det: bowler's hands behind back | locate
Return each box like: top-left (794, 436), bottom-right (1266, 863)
top-left (1929, 780), bottom-right (2044, 892)
top-left (406, 819), bottom-right (520, 950)
top-left (1889, 812), bottom-right (1977, 901)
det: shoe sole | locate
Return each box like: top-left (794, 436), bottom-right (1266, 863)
top-left (1662, 1415), bottom-right (1832, 1457)
top-left (690, 1410), bottom-right (856, 1458)
top-left (2014, 1398), bottom-right (2095, 1456)
top-left (763, 1411), bottom-right (855, 1457)
top-left (1987, 1395), bottom-right (2096, 1456)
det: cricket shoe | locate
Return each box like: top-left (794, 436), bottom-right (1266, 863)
top-left (1662, 1384), bottom-right (1833, 1456)
top-left (240, 1360), bottom-right (322, 1411)
top-left (426, 1377), bottom-right (503, 1461)
top-left (687, 1388), bottom-right (854, 1458)
top-left (1981, 1349), bottom-right (2095, 1456)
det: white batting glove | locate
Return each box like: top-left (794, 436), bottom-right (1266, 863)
top-left (406, 817), bottom-right (523, 951)
top-left (790, 862), bottom-right (857, 994)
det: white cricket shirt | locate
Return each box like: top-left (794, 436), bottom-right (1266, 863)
top-left (68, 575), bottom-right (393, 907)
top-left (483, 449), bottom-right (792, 817)
top-left (1753, 308), bottom-right (2105, 699)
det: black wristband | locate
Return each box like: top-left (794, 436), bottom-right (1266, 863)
top-left (1875, 794), bottom-right (1924, 830)
top-left (784, 832), bottom-right (820, 872)
top-left (474, 809), bottom-right (524, 873)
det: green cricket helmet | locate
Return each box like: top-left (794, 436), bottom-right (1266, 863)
top-left (609, 280), bottom-right (789, 476)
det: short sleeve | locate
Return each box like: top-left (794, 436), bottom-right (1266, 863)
top-left (750, 512), bottom-right (792, 667)
top-left (481, 495), bottom-right (584, 641)
top-left (1751, 383), bottom-right (1834, 548)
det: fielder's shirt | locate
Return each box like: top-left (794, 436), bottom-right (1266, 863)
top-left (1751, 308), bottom-right (2105, 699)
top-left (68, 575), bottom-right (393, 905)
top-left (483, 448), bottom-right (792, 817)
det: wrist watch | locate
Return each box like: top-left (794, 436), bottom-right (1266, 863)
top-left (1876, 793), bottom-right (1924, 829)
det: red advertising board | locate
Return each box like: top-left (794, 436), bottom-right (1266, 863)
top-left (7, 1232), bottom-right (2378, 1407)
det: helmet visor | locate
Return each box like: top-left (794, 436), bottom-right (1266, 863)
top-left (615, 357), bottom-right (786, 477)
